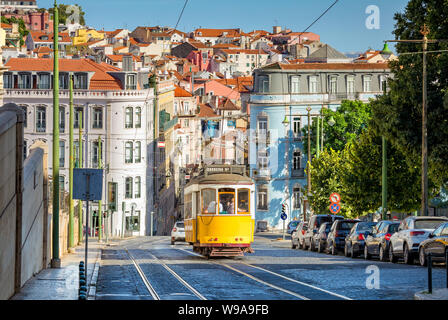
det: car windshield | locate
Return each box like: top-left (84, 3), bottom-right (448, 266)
top-left (316, 216), bottom-right (333, 226)
top-left (340, 222), bottom-right (357, 230)
top-left (414, 219), bottom-right (446, 230)
top-left (357, 222), bottom-right (376, 231)
top-left (176, 222), bottom-right (185, 228)
top-left (388, 224), bottom-right (399, 233)
top-left (289, 221), bottom-right (300, 228)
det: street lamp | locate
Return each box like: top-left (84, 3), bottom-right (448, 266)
top-left (282, 114), bottom-right (292, 222)
top-left (328, 116), bottom-right (336, 127)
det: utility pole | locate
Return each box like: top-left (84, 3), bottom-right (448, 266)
top-left (68, 74), bottom-right (74, 251)
top-left (305, 106), bottom-right (312, 222)
top-left (385, 24), bottom-right (438, 217)
top-left (98, 137), bottom-right (103, 241)
top-left (381, 78), bottom-right (388, 221)
top-left (316, 115), bottom-right (320, 158)
top-left (78, 110), bottom-right (83, 244)
top-left (51, 0), bottom-right (60, 268)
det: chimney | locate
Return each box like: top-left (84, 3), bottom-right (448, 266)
top-left (273, 26), bottom-right (282, 34)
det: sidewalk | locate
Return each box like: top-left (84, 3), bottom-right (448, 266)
top-left (11, 240), bottom-right (103, 300)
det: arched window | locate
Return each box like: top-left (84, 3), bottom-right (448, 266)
top-left (134, 141), bottom-right (141, 163)
top-left (134, 177), bottom-right (141, 198)
top-left (135, 107), bottom-right (142, 128)
top-left (125, 141), bottom-right (133, 163)
top-left (125, 177), bottom-right (133, 198)
top-left (125, 107), bottom-right (133, 128)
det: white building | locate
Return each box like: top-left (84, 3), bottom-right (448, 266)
top-left (3, 57), bottom-right (155, 237)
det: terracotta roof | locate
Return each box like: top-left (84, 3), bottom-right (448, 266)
top-left (5, 58), bottom-right (123, 90)
top-left (174, 84), bottom-right (193, 97)
top-left (29, 31), bottom-right (71, 43)
top-left (212, 43), bottom-right (240, 49)
top-left (197, 103), bottom-right (217, 118)
top-left (218, 99), bottom-right (239, 111)
top-left (106, 54), bottom-right (141, 62)
top-left (221, 49), bottom-right (268, 55)
top-left (1, 23), bottom-right (12, 29)
top-left (194, 28), bottom-right (241, 38)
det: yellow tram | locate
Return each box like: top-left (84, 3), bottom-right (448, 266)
top-left (184, 165), bottom-right (256, 258)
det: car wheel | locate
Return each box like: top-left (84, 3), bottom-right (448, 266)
top-left (171, 240), bottom-right (175, 245)
top-left (344, 243), bottom-right (350, 257)
top-left (364, 245), bottom-right (371, 260)
top-left (331, 242), bottom-right (337, 255)
top-left (291, 241), bottom-right (297, 249)
top-left (404, 244), bottom-right (414, 265)
top-left (419, 247), bottom-right (427, 267)
top-left (389, 245), bottom-right (398, 263)
top-left (379, 245), bottom-right (387, 262)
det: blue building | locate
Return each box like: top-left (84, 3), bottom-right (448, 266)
top-left (249, 61), bottom-right (391, 229)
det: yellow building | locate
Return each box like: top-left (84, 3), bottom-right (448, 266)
top-left (72, 28), bottom-right (105, 45)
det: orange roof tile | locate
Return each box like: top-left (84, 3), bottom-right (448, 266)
top-left (174, 84), bottom-right (193, 97)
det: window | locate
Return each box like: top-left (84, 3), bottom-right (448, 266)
top-left (36, 106), bottom-right (46, 132)
top-left (59, 106), bottom-right (65, 133)
top-left (309, 76), bottom-right (318, 93)
top-left (59, 73), bottom-right (69, 89)
top-left (38, 73), bottom-right (51, 89)
top-left (380, 75), bottom-right (388, 92)
top-left (237, 189), bottom-right (249, 214)
top-left (125, 177), bottom-right (133, 198)
top-left (257, 148), bottom-right (269, 169)
top-left (329, 75), bottom-right (337, 94)
top-left (347, 75), bottom-right (355, 94)
top-left (74, 107), bottom-right (83, 129)
top-left (202, 188), bottom-right (217, 214)
top-left (257, 186), bottom-right (268, 210)
top-left (135, 107), bottom-right (142, 128)
top-left (59, 141), bottom-right (65, 167)
top-left (134, 141), bottom-right (141, 163)
top-left (363, 75), bottom-right (372, 92)
top-left (59, 175), bottom-right (65, 193)
top-left (293, 150), bottom-right (302, 170)
top-left (126, 74), bottom-right (137, 90)
top-left (74, 141), bottom-right (80, 167)
top-left (126, 215), bottom-right (140, 232)
top-left (185, 193), bottom-right (192, 219)
top-left (19, 73), bottom-right (31, 89)
top-left (74, 73), bottom-right (88, 89)
top-left (134, 176), bottom-right (141, 198)
top-left (4, 73), bottom-right (12, 89)
top-left (259, 75), bottom-right (269, 93)
top-left (20, 105), bottom-right (27, 128)
top-left (125, 141), bottom-right (133, 163)
top-left (92, 141), bottom-right (102, 168)
top-left (293, 117), bottom-right (301, 138)
top-left (290, 76), bottom-right (300, 93)
top-left (293, 187), bottom-right (301, 210)
top-left (92, 107), bottom-right (103, 129)
top-left (257, 116), bottom-right (268, 134)
top-left (108, 182), bottom-right (118, 211)
top-left (125, 107), bottom-right (133, 128)
top-left (219, 188), bottom-right (235, 215)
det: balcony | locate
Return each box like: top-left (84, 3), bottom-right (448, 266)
top-left (291, 168), bottom-right (306, 178)
top-left (253, 168), bottom-right (271, 180)
top-left (256, 131), bottom-right (270, 145)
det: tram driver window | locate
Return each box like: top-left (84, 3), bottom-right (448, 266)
top-left (237, 189), bottom-right (249, 214)
top-left (202, 189), bottom-right (216, 214)
top-left (219, 188), bottom-right (235, 215)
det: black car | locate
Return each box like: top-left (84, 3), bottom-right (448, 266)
top-left (312, 222), bottom-right (332, 253)
top-left (327, 219), bottom-right (360, 255)
top-left (364, 221), bottom-right (400, 261)
top-left (303, 215), bottom-right (344, 250)
top-left (344, 222), bottom-right (377, 258)
top-left (418, 222), bottom-right (448, 266)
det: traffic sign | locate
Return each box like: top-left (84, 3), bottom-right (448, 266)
top-left (330, 193), bottom-right (341, 203)
top-left (329, 202), bottom-right (341, 214)
top-left (281, 213), bottom-right (287, 221)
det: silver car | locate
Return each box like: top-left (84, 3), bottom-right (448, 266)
top-left (389, 216), bottom-right (448, 264)
top-left (291, 222), bottom-right (308, 249)
top-left (171, 221), bottom-right (186, 245)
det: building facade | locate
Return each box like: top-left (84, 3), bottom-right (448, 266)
top-left (249, 62), bottom-right (391, 229)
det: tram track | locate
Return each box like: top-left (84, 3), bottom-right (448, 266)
top-left (175, 247), bottom-right (352, 300)
top-left (123, 245), bottom-right (207, 300)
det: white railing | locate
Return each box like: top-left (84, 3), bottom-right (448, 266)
top-left (5, 88), bottom-right (154, 100)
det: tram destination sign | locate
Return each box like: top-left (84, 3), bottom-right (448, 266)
top-left (205, 165), bottom-right (246, 176)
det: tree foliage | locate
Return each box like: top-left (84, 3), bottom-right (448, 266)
top-left (1, 16), bottom-right (29, 46)
top-left (370, 0), bottom-right (448, 191)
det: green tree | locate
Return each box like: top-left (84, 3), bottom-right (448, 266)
top-left (370, 0), bottom-right (448, 191)
top-left (302, 100), bottom-right (372, 156)
top-left (1, 16), bottom-right (29, 47)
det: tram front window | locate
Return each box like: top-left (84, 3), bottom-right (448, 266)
top-left (219, 188), bottom-right (235, 214)
top-left (237, 189), bottom-right (249, 214)
top-left (202, 189), bottom-right (216, 214)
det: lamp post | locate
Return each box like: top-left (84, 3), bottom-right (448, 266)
top-left (282, 114), bottom-right (291, 222)
top-left (305, 106), bottom-right (312, 222)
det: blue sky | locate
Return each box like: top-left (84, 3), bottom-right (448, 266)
top-left (39, 0), bottom-right (410, 53)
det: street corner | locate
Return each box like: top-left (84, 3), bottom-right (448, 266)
top-left (414, 288), bottom-right (448, 300)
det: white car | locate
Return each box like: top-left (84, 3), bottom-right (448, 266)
top-left (389, 216), bottom-right (448, 264)
top-left (171, 221), bottom-right (185, 245)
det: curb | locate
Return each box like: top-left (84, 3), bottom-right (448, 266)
top-left (414, 288), bottom-right (448, 300)
top-left (87, 245), bottom-right (103, 300)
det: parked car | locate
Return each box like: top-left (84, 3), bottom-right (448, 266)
top-left (327, 219), bottom-right (360, 255)
top-left (171, 221), bottom-right (186, 245)
top-left (364, 221), bottom-right (400, 261)
top-left (303, 215), bottom-right (343, 250)
top-left (389, 216), bottom-right (448, 264)
top-left (291, 222), bottom-right (308, 249)
top-left (418, 222), bottom-right (448, 266)
top-left (287, 220), bottom-right (301, 235)
top-left (312, 222), bottom-right (332, 253)
top-left (344, 221), bottom-right (377, 258)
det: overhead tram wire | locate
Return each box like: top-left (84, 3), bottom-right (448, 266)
top-left (300, 0), bottom-right (340, 34)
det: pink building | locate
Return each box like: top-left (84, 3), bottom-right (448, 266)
top-left (186, 50), bottom-right (212, 72)
top-left (3, 10), bottom-right (53, 33)
top-left (194, 79), bottom-right (240, 100)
